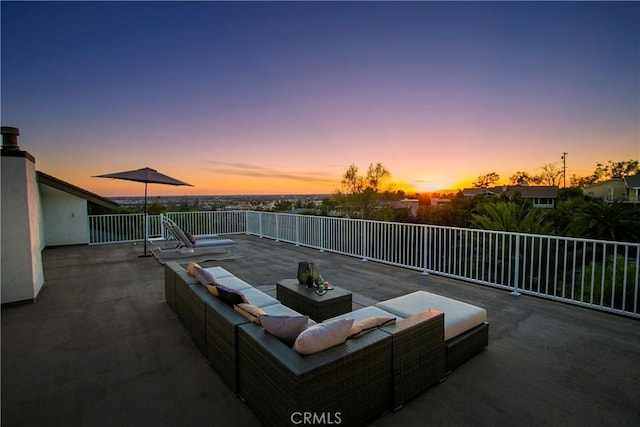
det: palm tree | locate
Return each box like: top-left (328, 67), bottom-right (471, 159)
top-left (471, 202), bottom-right (553, 234)
top-left (567, 200), bottom-right (640, 242)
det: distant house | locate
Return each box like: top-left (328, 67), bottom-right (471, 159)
top-left (461, 187), bottom-right (499, 197)
top-left (583, 179), bottom-right (627, 202)
top-left (583, 173), bottom-right (640, 203)
top-left (430, 198), bottom-right (451, 206)
top-left (623, 173), bottom-right (640, 203)
top-left (391, 198), bottom-right (419, 216)
top-left (462, 185), bottom-right (558, 208)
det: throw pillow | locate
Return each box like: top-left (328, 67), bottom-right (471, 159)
top-left (234, 303), bottom-right (267, 324)
top-left (186, 261), bottom-right (201, 277)
top-left (216, 284), bottom-right (248, 306)
top-left (193, 266), bottom-right (221, 287)
top-left (205, 284), bottom-right (218, 297)
top-left (261, 314), bottom-right (309, 347)
top-left (349, 316), bottom-right (396, 339)
top-left (293, 318), bottom-right (354, 355)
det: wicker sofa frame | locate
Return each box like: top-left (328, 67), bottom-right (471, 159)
top-left (238, 323), bottom-right (394, 427)
top-left (381, 310), bottom-right (446, 409)
top-left (446, 322), bottom-right (489, 372)
top-left (164, 261), bottom-right (486, 425)
top-left (165, 262), bottom-right (251, 393)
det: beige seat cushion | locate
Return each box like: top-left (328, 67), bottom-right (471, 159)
top-left (240, 287), bottom-right (280, 308)
top-left (215, 275), bottom-right (253, 291)
top-left (261, 303), bottom-right (305, 317)
top-left (203, 266), bottom-right (234, 279)
top-left (327, 305), bottom-right (401, 323)
top-left (376, 291), bottom-right (487, 341)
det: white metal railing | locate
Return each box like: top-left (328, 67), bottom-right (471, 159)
top-left (88, 211), bottom-right (246, 244)
top-left (88, 210), bottom-right (640, 318)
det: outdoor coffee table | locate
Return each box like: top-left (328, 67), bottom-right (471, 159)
top-left (276, 279), bottom-right (353, 322)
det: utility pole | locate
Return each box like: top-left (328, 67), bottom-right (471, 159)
top-left (561, 152), bottom-right (567, 188)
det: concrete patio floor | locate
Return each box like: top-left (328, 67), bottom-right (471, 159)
top-left (2, 235), bottom-right (639, 426)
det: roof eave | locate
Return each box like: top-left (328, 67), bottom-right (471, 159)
top-left (37, 171), bottom-right (119, 210)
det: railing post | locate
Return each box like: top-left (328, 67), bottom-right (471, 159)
top-left (319, 217), bottom-right (325, 252)
top-left (361, 221), bottom-right (368, 262)
top-left (144, 212), bottom-right (148, 243)
top-left (512, 234), bottom-right (521, 296)
top-left (275, 213), bottom-right (280, 242)
top-left (422, 226), bottom-right (429, 276)
top-left (295, 215), bottom-right (300, 246)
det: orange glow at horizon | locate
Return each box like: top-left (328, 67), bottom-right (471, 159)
top-left (85, 168), bottom-right (474, 198)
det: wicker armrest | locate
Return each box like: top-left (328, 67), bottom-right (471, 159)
top-left (202, 291), bottom-right (250, 392)
top-left (169, 259), bottom-right (252, 393)
top-left (175, 283), bottom-right (208, 355)
top-left (381, 310), bottom-right (446, 410)
top-left (165, 261), bottom-right (198, 311)
top-left (164, 262), bottom-right (179, 311)
top-left (237, 323), bottom-right (393, 427)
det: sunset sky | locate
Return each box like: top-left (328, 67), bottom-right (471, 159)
top-left (2, 1), bottom-right (638, 197)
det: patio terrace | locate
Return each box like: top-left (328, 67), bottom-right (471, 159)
top-left (2, 235), bottom-right (639, 426)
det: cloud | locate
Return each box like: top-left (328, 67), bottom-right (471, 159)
top-left (204, 161), bottom-right (336, 184)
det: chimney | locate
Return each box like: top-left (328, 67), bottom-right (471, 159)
top-left (1, 125), bottom-right (44, 303)
top-left (1, 126), bottom-right (34, 162)
top-left (1, 126), bottom-right (20, 151)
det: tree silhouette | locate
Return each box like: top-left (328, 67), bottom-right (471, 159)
top-left (335, 162), bottom-right (392, 219)
top-left (537, 163), bottom-right (562, 186)
top-left (510, 171), bottom-right (534, 185)
top-left (148, 197), bottom-right (167, 215)
top-left (594, 160), bottom-right (640, 180)
top-left (473, 172), bottom-right (500, 188)
top-left (569, 159), bottom-right (639, 186)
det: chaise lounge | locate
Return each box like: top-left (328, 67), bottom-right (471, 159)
top-left (153, 218), bottom-right (235, 263)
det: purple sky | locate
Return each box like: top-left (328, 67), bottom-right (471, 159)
top-left (2, 1), bottom-right (638, 196)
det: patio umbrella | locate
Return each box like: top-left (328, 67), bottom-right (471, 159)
top-left (94, 167), bottom-right (193, 256)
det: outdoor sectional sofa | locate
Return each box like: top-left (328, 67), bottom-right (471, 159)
top-left (164, 261), bottom-right (489, 426)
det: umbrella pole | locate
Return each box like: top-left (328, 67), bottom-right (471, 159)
top-left (140, 182), bottom-right (151, 257)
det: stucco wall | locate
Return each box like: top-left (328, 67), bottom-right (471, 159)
top-left (1, 154), bottom-right (45, 303)
top-left (40, 184), bottom-right (89, 245)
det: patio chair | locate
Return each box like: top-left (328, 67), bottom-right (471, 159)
top-left (152, 218), bottom-right (235, 263)
top-left (163, 220), bottom-right (234, 249)
top-left (162, 216), bottom-right (220, 241)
